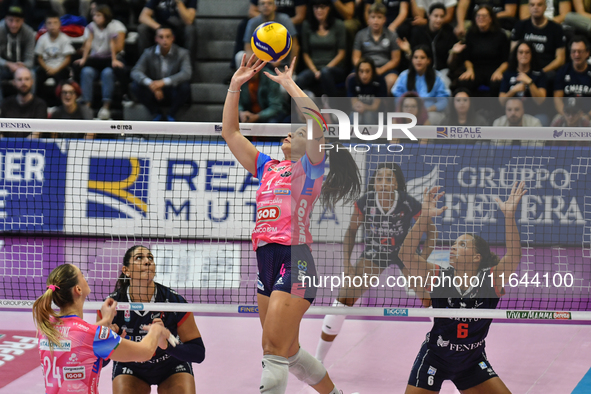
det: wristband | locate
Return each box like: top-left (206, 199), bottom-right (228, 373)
top-left (228, 89), bottom-right (241, 93)
top-left (165, 337), bottom-right (205, 363)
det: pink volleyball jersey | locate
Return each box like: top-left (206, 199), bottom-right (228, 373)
top-left (252, 151), bottom-right (326, 250)
top-left (38, 315), bottom-right (121, 394)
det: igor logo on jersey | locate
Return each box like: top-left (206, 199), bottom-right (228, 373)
top-left (63, 366), bottom-right (85, 381)
top-left (257, 206), bottom-right (280, 221)
top-left (87, 157), bottom-right (150, 219)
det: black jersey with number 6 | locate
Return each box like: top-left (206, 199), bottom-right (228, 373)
top-left (427, 266), bottom-right (503, 368)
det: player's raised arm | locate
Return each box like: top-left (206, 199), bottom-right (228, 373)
top-left (494, 181), bottom-right (527, 281)
top-left (222, 54), bottom-right (267, 176)
top-left (264, 57), bottom-right (325, 165)
top-left (422, 217), bottom-right (439, 260)
top-left (400, 187), bottom-right (446, 282)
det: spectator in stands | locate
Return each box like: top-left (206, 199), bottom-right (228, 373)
top-left (443, 87), bottom-right (489, 126)
top-left (510, 0), bottom-right (565, 88)
top-left (493, 97), bottom-right (542, 126)
top-left (248, 0), bottom-right (307, 28)
top-left (52, 79), bottom-right (93, 120)
top-left (347, 57), bottom-right (387, 123)
top-left (455, 0), bottom-right (517, 36)
top-left (554, 36), bottom-right (591, 116)
top-left (35, 11), bottom-right (76, 107)
top-left (572, 0), bottom-right (591, 17)
top-left (0, 0), bottom-right (34, 28)
top-left (397, 3), bottom-right (456, 87)
top-left (450, 5), bottom-right (509, 97)
top-left (138, 0), bottom-right (197, 55)
top-left (296, 0), bottom-right (347, 97)
top-left (50, 80), bottom-right (95, 139)
top-left (398, 91), bottom-right (430, 124)
top-left (238, 0), bottom-right (299, 68)
top-left (74, 4), bottom-right (127, 120)
top-left (50, 0), bottom-right (91, 19)
top-left (551, 97), bottom-right (590, 127)
top-left (352, 2), bottom-right (401, 91)
top-left (0, 6), bottom-right (35, 104)
top-left (363, 0), bottom-right (409, 33)
top-left (131, 25), bottom-right (191, 121)
top-left (410, 0), bottom-right (456, 27)
top-left (392, 45), bottom-right (450, 124)
top-left (567, 0), bottom-right (591, 35)
top-left (238, 64), bottom-right (286, 123)
top-left (0, 67), bottom-right (46, 138)
top-left (332, 0), bottom-right (361, 51)
top-left (499, 41), bottom-right (546, 108)
top-left (519, 0), bottom-right (571, 22)
top-left (89, 0), bottom-right (139, 25)
top-left (390, 91), bottom-right (430, 143)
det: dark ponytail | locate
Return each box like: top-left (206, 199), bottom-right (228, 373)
top-left (321, 143), bottom-right (361, 210)
top-left (114, 245), bottom-right (148, 292)
top-left (469, 234), bottom-right (501, 270)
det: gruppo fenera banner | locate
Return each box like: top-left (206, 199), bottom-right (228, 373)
top-left (368, 144), bottom-right (590, 246)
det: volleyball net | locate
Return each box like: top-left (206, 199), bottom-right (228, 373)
top-left (0, 101), bottom-right (590, 321)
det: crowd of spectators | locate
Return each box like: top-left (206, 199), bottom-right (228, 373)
top-left (0, 0), bottom-right (196, 137)
top-left (1, 0), bottom-right (591, 140)
top-left (229, 0), bottom-right (591, 134)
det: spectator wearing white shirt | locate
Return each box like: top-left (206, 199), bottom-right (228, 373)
top-left (73, 4), bottom-right (127, 120)
top-left (35, 11), bottom-right (75, 106)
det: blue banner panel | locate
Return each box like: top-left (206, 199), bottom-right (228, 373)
top-left (0, 140), bottom-right (67, 232)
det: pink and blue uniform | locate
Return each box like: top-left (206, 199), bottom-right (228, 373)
top-left (38, 315), bottom-right (121, 394)
top-left (253, 151), bottom-right (325, 302)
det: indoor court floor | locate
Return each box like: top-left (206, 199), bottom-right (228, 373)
top-left (1, 311), bottom-right (590, 393)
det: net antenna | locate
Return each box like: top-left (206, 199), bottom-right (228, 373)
top-left (0, 117), bottom-right (590, 322)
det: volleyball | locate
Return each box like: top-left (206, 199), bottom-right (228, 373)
top-left (251, 22), bottom-right (292, 62)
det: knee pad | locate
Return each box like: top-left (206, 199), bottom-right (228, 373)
top-left (321, 299), bottom-right (349, 336)
top-left (260, 355), bottom-right (289, 393)
top-left (288, 348), bottom-right (327, 386)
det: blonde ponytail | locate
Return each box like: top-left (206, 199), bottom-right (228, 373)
top-left (32, 264), bottom-right (79, 348)
top-left (32, 289), bottom-right (62, 347)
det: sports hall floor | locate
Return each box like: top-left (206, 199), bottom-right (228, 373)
top-left (1, 311), bottom-right (590, 393)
